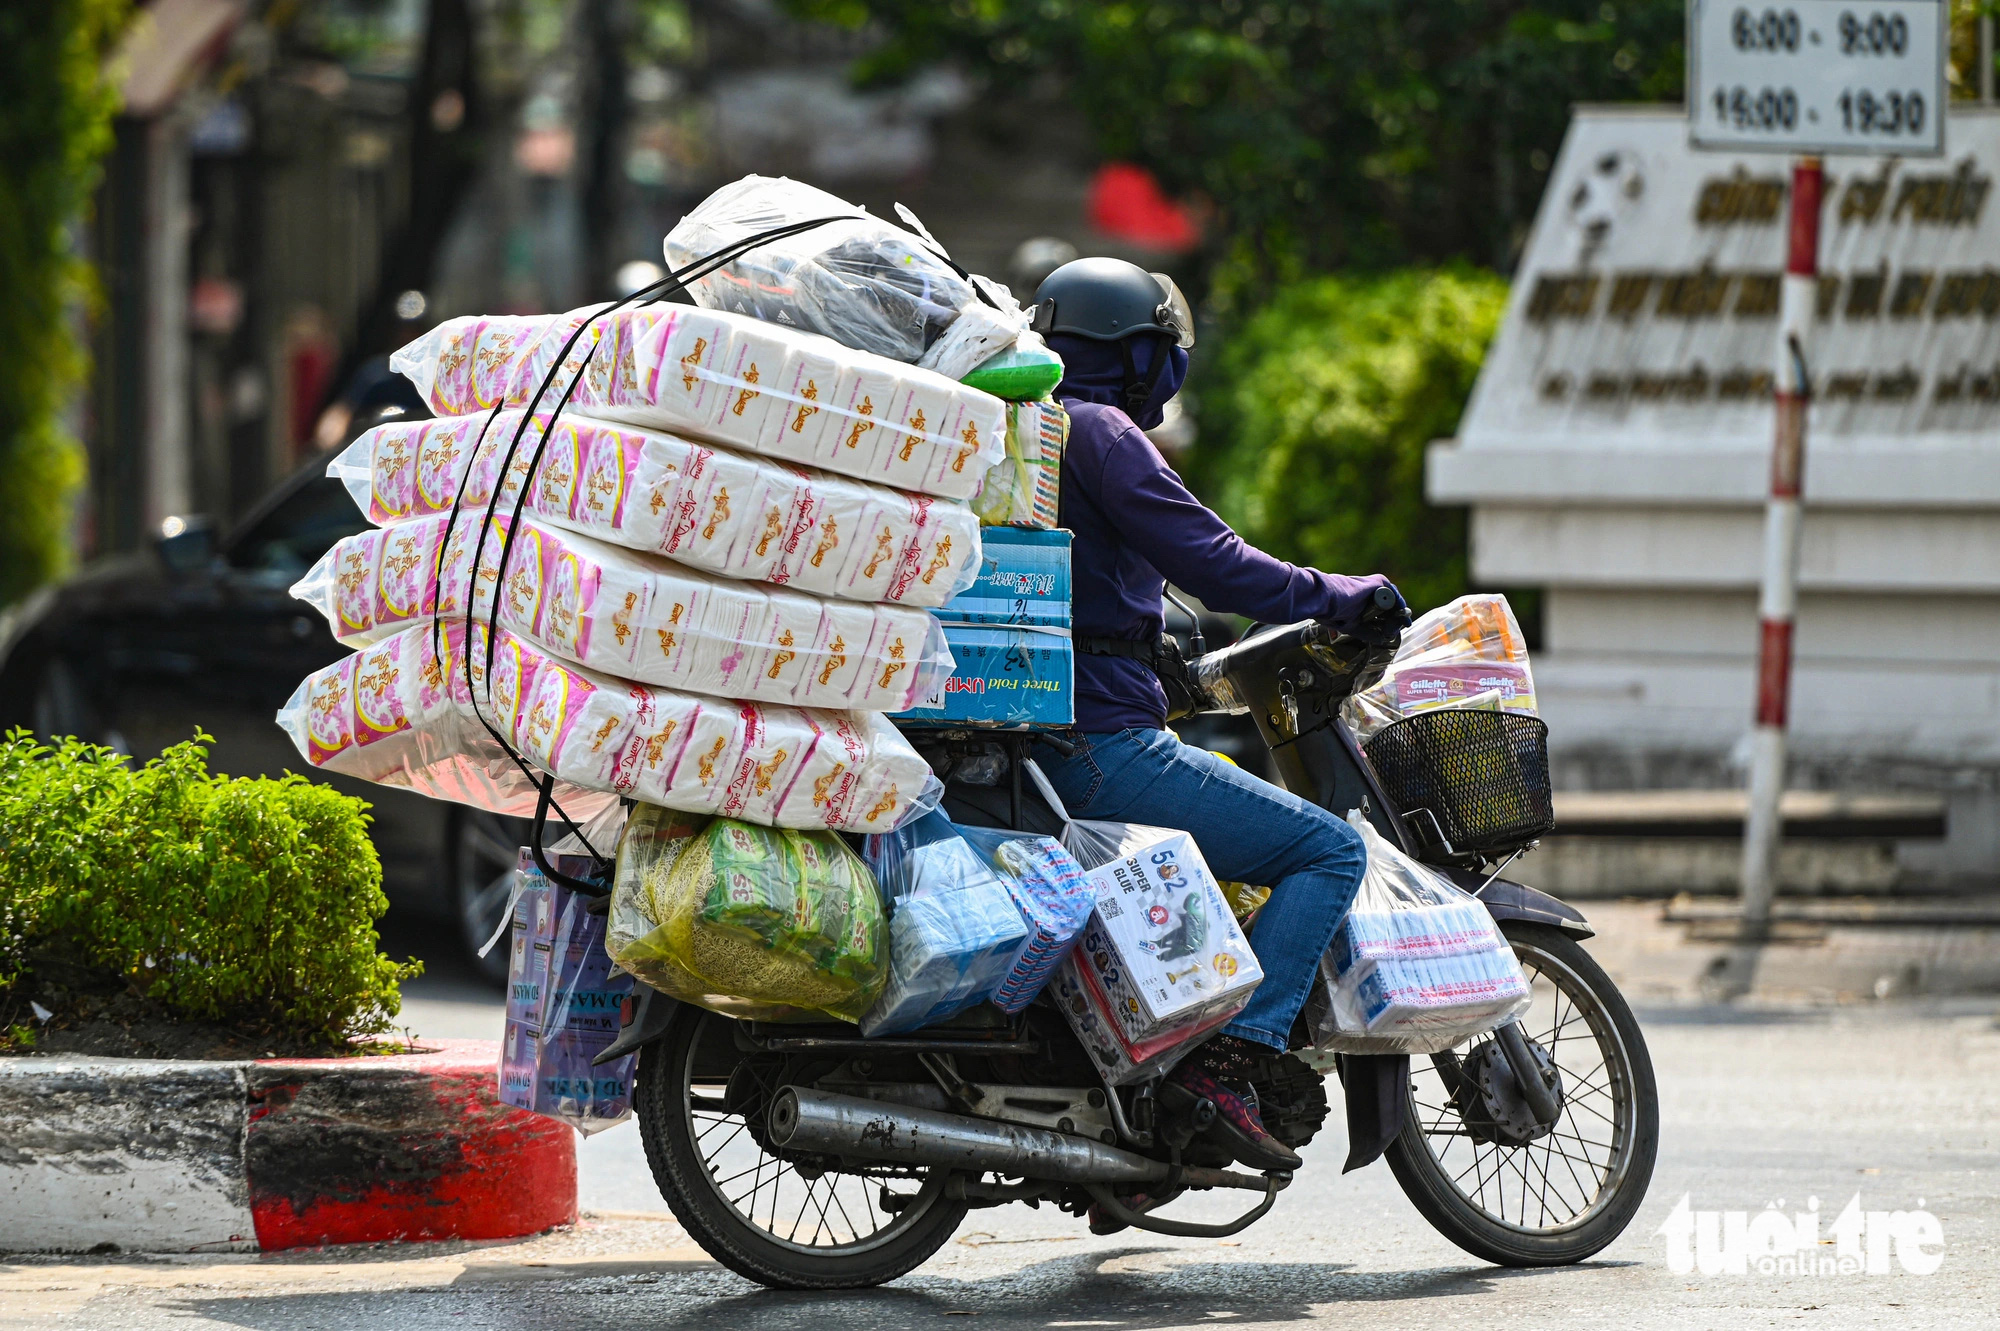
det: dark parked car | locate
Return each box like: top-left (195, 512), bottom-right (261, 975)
top-left (0, 413), bottom-right (521, 982)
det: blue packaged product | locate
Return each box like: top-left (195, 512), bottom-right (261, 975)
top-left (959, 825), bottom-right (1095, 1012)
top-left (894, 528), bottom-right (1074, 729)
top-left (859, 810), bottom-right (1029, 1036)
top-left (936, 528), bottom-right (1072, 626)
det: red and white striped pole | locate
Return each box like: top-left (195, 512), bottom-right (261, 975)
top-left (1740, 156), bottom-right (1821, 929)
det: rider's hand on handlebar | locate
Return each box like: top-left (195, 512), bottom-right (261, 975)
top-left (1329, 579), bottom-right (1411, 647)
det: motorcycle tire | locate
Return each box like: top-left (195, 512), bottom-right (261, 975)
top-left (1384, 920), bottom-right (1659, 1267)
top-left (634, 1004), bottom-right (970, 1289)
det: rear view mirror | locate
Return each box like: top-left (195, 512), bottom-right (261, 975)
top-left (155, 515), bottom-right (217, 574)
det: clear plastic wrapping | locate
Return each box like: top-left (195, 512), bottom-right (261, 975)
top-left (291, 512), bottom-right (954, 713)
top-left (605, 807), bottom-right (888, 1023)
top-left (387, 303), bottom-right (1008, 502)
top-left (858, 810), bottom-right (1030, 1037)
top-left (275, 622), bottom-right (942, 831)
top-left (327, 410), bottom-right (982, 607)
top-left (1305, 814), bottom-right (1531, 1056)
top-left (663, 175), bottom-right (1022, 378)
top-left (499, 850), bottom-right (636, 1134)
top-left (1344, 594), bottom-right (1538, 742)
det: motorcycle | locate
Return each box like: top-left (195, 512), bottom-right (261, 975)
top-left (594, 595), bottom-right (1660, 1289)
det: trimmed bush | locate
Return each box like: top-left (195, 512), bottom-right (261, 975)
top-left (0, 730), bottom-right (419, 1049)
top-left (1188, 265), bottom-right (1510, 616)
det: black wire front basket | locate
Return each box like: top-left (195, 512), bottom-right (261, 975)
top-left (1362, 710), bottom-right (1555, 858)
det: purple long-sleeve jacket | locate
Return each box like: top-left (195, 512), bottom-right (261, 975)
top-left (1056, 399), bottom-right (1392, 732)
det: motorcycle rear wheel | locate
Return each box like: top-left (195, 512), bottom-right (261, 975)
top-left (1385, 920), bottom-right (1659, 1266)
top-left (634, 1004), bottom-right (969, 1289)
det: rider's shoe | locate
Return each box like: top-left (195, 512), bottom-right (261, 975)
top-left (1168, 1038), bottom-right (1304, 1174)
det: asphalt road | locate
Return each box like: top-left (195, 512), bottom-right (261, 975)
top-left (4, 971), bottom-right (1995, 1331)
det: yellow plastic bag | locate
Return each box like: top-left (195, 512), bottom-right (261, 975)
top-left (607, 804), bottom-right (887, 1023)
top-left (1217, 879), bottom-right (1271, 924)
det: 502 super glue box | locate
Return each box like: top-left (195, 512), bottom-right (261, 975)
top-left (1048, 823), bottom-right (1263, 1083)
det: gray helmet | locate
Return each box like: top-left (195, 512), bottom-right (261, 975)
top-left (1029, 257), bottom-right (1194, 347)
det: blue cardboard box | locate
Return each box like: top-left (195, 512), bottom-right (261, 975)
top-left (941, 528), bottom-right (1071, 628)
top-left (896, 528), bottom-right (1074, 728)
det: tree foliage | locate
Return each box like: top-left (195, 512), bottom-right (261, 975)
top-left (786, 0), bottom-right (1684, 302)
top-left (0, 1), bottom-right (128, 606)
top-left (1187, 267), bottom-right (1510, 614)
top-left (0, 731), bottom-right (419, 1048)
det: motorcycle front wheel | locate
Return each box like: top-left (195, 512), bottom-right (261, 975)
top-left (1385, 920), bottom-right (1659, 1266)
top-left (634, 1004), bottom-right (969, 1289)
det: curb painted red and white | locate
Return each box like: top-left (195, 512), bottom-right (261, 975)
top-left (0, 1039), bottom-right (575, 1254)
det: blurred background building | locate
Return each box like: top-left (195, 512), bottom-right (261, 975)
top-left (80, 0), bottom-right (1201, 561)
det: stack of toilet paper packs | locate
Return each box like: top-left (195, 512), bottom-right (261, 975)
top-left (277, 204), bottom-right (1028, 834)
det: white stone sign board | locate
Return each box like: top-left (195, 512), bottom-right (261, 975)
top-left (1455, 107), bottom-right (1997, 469)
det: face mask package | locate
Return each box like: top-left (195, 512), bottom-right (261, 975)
top-left (292, 511), bottom-right (955, 713)
top-left (1344, 594), bottom-right (1538, 742)
top-left (389, 304), bottom-right (1008, 503)
top-left (1304, 814), bottom-right (1531, 1057)
top-left (856, 810), bottom-right (1030, 1037)
top-left (276, 621), bottom-right (941, 831)
top-left (663, 175), bottom-right (1023, 380)
top-left (606, 809), bottom-right (889, 1023)
top-left (499, 849), bottom-right (636, 1134)
top-left (327, 410), bottom-right (982, 608)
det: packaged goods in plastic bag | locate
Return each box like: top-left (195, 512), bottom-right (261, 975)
top-left (276, 623), bottom-right (940, 830)
top-left (956, 825), bottom-right (1095, 1012)
top-left (1345, 594), bottom-right (1537, 742)
top-left (499, 849), bottom-right (635, 1133)
top-left (269, 618), bottom-right (617, 819)
top-left (1018, 762), bottom-right (1263, 1083)
top-left (327, 410), bottom-right (983, 607)
top-left (970, 399), bottom-right (1065, 529)
top-left (1306, 814), bottom-right (1530, 1056)
top-left (293, 511), bottom-right (953, 712)
top-left (663, 176), bottom-right (1022, 379)
top-left (959, 332), bottom-right (1065, 402)
top-left (608, 812), bottom-right (887, 1022)
top-left (389, 303), bottom-right (1008, 501)
top-left (858, 811), bottom-right (1029, 1036)
top-left (608, 804), bottom-right (812, 1020)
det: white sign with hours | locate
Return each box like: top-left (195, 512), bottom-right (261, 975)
top-left (1689, 0), bottom-right (1946, 156)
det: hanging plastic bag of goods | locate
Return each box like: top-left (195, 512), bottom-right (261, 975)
top-left (663, 175), bottom-right (1028, 382)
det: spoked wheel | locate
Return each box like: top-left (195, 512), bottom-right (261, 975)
top-left (1386, 920), bottom-right (1658, 1266)
top-left (635, 1005), bottom-right (969, 1289)
top-left (451, 809), bottom-right (526, 985)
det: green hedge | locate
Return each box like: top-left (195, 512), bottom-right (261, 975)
top-left (0, 731), bottom-right (418, 1049)
top-left (0, 2), bottom-right (128, 607)
top-left (1187, 265), bottom-right (1510, 616)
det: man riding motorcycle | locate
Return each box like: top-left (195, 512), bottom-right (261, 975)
top-left (1028, 258), bottom-right (1407, 1210)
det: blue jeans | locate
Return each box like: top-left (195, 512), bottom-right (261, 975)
top-left (1035, 728), bottom-right (1366, 1051)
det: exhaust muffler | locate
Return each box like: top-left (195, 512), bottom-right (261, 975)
top-left (767, 1087), bottom-right (1171, 1187)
